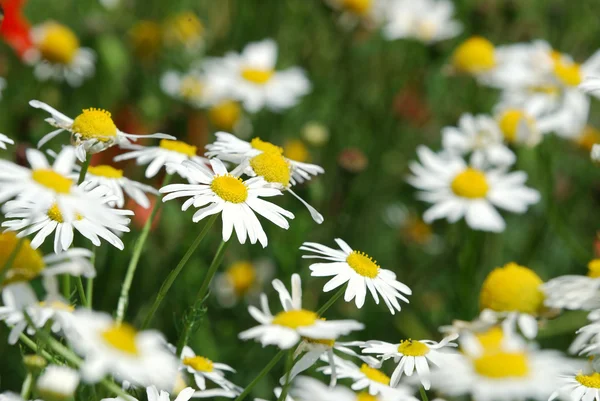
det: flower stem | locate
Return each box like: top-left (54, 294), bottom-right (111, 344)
top-left (115, 174), bottom-right (172, 324)
top-left (233, 350), bottom-right (285, 401)
top-left (141, 213), bottom-right (219, 329)
top-left (77, 157), bottom-right (91, 185)
top-left (317, 285), bottom-right (346, 316)
top-left (86, 247), bottom-right (96, 308)
top-left (20, 373), bottom-right (33, 400)
top-left (76, 277), bottom-right (88, 306)
top-left (277, 350), bottom-right (294, 401)
top-left (419, 386), bottom-right (429, 401)
top-left (0, 236), bottom-right (25, 285)
top-left (175, 239), bottom-right (229, 356)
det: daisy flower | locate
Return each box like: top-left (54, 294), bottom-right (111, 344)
top-left (160, 69), bottom-right (225, 109)
top-left (239, 273), bottom-right (364, 349)
top-left (0, 133), bottom-right (14, 149)
top-left (568, 309), bottom-right (600, 356)
top-left (0, 394), bottom-right (25, 401)
top-left (114, 139), bottom-right (210, 179)
top-left (203, 39), bottom-right (310, 113)
top-left (169, 344), bottom-right (241, 398)
top-left (542, 259), bottom-right (600, 311)
top-left (493, 105), bottom-right (554, 148)
top-left (37, 366), bottom-right (80, 400)
top-left (23, 21), bottom-right (95, 86)
top-left (300, 238), bottom-right (412, 315)
top-left (360, 334), bottom-right (459, 389)
top-left (407, 146), bottom-right (540, 232)
top-left (549, 372), bottom-right (600, 401)
top-left (29, 100), bottom-right (175, 162)
top-left (592, 144), bottom-right (600, 164)
top-left (291, 376), bottom-right (418, 401)
top-left (65, 309), bottom-right (179, 389)
top-left (442, 113), bottom-right (515, 167)
top-left (323, 0), bottom-right (387, 29)
top-left (213, 259), bottom-right (274, 308)
top-left (160, 158), bottom-right (294, 248)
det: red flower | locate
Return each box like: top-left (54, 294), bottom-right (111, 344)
top-left (0, 0), bottom-right (33, 58)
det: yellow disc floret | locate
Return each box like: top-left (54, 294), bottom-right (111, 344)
top-left (356, 393), bottom-right (378, 401)
top-left (37, 22), bottom-right (79, 65)
top-left (452, 36), bottom-right (496, 74)
top-left (551, 52), bottom-right (582, 87)
top-left (209, 100), bottom-right (241, 131)
top-left (241, 68), bottom-right (274, 84)
top-left (159, 139), bottom-right (197, 157)
top-left (272, 309), bottom-right (318, 329)
top-left (576, 372), bottom-right (600, 388)
top-left (451, 168), bottom-right (489, 199)
top-left (225, 261), bottom-right (256, 295)
top-left (474, 327), bottom-right (505, 352)
top-left (346, 251), bottom-right (379, 279)
top-left (32, 169), bottom-right (73, 194)
top-left (183, 356), bottom-right (214, 372)
top-left (588, 260), bottom-right (600, 278)
top-left (479, 262), bottom-right (544, 314)
top-left (284, 139), bottom-right (309, 163)
top-left (359, 364), bottom-right (390, 385)
top-left (88, 165), bottom-right (124, 179)
top-left (101, 323), bottom-right (139, 355)
top-left (72, 108), bottom-right (118, 141)
top-left (250, 137), bottom-right (283, 154)
top-left (498, 109), bottom-right (533, 143)
top-left (397, 339), bottom-right (430, 356)
top-left (249, 152), bottom-right (291, 187)
top-left (342, 0), bottom-right (372, 15)
top-left (473, 351), bottom-right (529, 378)
top-left (179, 75), bottom-right (204, 100)
top-left (0, 232), bottom-right (45, 285)
top-left (163, 12), bottom-right (204, 47)
top-left (39, 300), bottom-right (75, 312)
top-left (211, 175), bottom-right (248, 203)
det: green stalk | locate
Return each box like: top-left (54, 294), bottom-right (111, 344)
top-left (419, 386), bottom-right (429, 401)
top-left (141, 213), bottom-right (219, 329)
top-left (20, 373), bottom-right (33, 400)
top-left (77, 157), bottom-right (91, 185)
top-left (86, 247), bottom-right (96, 308)
top-left (317, 285), bottom-right (346, 316)
top-left (76, 277), bottom-right (88, 306)
top-left (0, 236), bottom-right (25, 285)
top-left (233, 350), bottom-right (285, 401)
top-left (277, 350), bottom-right (294, 401)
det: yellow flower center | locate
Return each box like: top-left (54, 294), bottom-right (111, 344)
top-left (403, 218), bottom-right (433, 245)
top-left (356, 393), bottom-right (378, 401)
top-left (342, 0), bottom-right (372, 15)
top-left (241, 68), bottom-right (274, 84)
top-left (159, 139), bottom-right (197, 157)
top-left (498, 109), bottom-right (534, 143)
top-left (37, 22), bottom-right (79, 65)
top-left (101, 323), bottom-right (139, 355)
top-left (210, 175), bottom-right (248, 203)
top-left (0, 232), bottom-right (45, 285)
top-left (225, 261), bottom-right (256, 295)
top-left (39, 300), bottom-right (75, 312)
top-left (360, 364), bottom-right (390, 385)
top-left (47, 204), bottom-right (83, 223)
top-left (272, 309), bottom-right (318, 329)
top-left (346, 251), bottom-right (379, 279)
top-left (397, 339), bottom-right (430, 356)
top-left (479, 262), bottom-right (544, 314)
top-left (284, 139), bottom-right (309, 163)
top-left (249, 152), bottom-right (291, 187)
top-left (183, 356), bottom-right (214, 372)
top-left (450, 168), bottom-right (489, 199)
top-left (250, 137), bottom-right (283, 154)
top-left (451, 36), bottom-right (496, 74)
top-left (588, 259), bottom-right (600, 278)
top-left (577, 126), bottom-right (600, 152)
top-left (303, 337), bottom-right (335, 347)
top-left (473, 351), bottom-right (529, 378)
top-left (208, 100), bottom-right (241, 131)
top-left (129, 21), bottom-right (162, 60)
top-left (32, 169), bottom-right (73, 194)
top-left (576, 373), bottom-right (600, 388)
top-left (550, 52), bottom-right (582, 87)
top-left (163, 12), bottom-right (204, 46)
top-left (179, 76), bottom-right (204, 100)
top-left (475, 327), bottom-right (504, 352)
top-left (88, 165), bottom-right (124, 179)
top-left (71, 108), bottom-right (118, 141)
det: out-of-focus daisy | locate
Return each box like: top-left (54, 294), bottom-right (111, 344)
top-left (592, 144), bottom-right (600, 164)
top-left (0, 133), bottom-right (14, 149)
top-left (450, 36), bottom-right (497, 76)
top-left (360, 334), bottom-right (459, 389)
top-left (213, 259), bottom-right (274, 308)
top-left (114, 139), bottom-right (209, 179)
top-left (239, 274), bottom-right (364, 349)
top-left (442, 113), bottom-right (515, 167)
top-left (408, 146), bottom-right (540, 232)
top-left (103, 385), bottom-right (195, 401)
top-left (160, 69), bottom-right (224, 109)
top-left (382, 0), bottom-right (462, 44)
top-left (300, 238), bottom-right (412, 315)
top-left (542, 259), bottom-right (600, 311)
top-left (493, 106), bottom-right (550, 148)
top-left (208, 100), bottom-right (246, 134)
top-left (203, 39), bottom-right (310, 113)
top-left (66, 309), bottom-right (178, 389)
top-left (23, 21), bottom-right (95, 87)
top-left (29, 100), bottom-right (174, 162)
top-left (549, 371), bottom-right (600, 401)
top-left (37, 365), bottom-right (80, 400)
top-left (160, 158), bottom-right (294, 248)
top-left (568, 309), bottom-right (600, 356)
top-left (129, 20), bottom-right (162, 62)
top-left (324, 0), bottom-right (386, 29)
top-left (291, 376), bottom-right (418, 401)
top-left (575, 125), bottom-right (600, 153)
top-left (162, 12), bottom-right (204, 52)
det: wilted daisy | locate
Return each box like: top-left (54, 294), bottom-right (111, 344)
top-left (23, 21), bottom-right (95, 86)
top-left (300, 238), bottom-right (412, 314)
top-left (66, 309), bottom-right (178, 389)
top-left (360, 334), bottom-right (459, 389)
top-left (0, 133), bottom-right (14, 149)
top-left (203, 39), bottom-right (311, 113)
top-left (213, 259), bottom-right (274, 308)
top-left (408, 146), bottom-right (540, 232)
top-left (160, 158), bottom-right (294, 248)
top-left (542, 259), bottom-right (600, 311)
top-left (239, 274), bottom-right (364, 349)
top-left (29, 100), bottom-right (175, 161)
top-left (37, 366), bottom-right (80, 401)
top-left (291, 376), bottom-right (418, 401)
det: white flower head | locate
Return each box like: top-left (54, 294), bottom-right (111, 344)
top-left (542, 260), bottom-right (600, 311)
top-left (161, 69), bottom-right (227, 109)
top-left (37, 365), bottom-right (80, 400)
top-left (291, 375), bottom-right (417, 401)
top-left (213, 259), bottom-right (274, 308)
top-left (549, 372), bottom-right (600, 401)
top-left (324, 0), bottom-right (387, 29)
top-left (592, 144), bottom-right (600, 164)
top-left (0, 133), bottom-right (14, 150)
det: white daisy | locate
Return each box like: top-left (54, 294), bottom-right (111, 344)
top-left (568, 310), bottom-right (600, 356)
top-left (592, 144), bottom-right (600, 164)
top-left (160, 69), bottom-right (226, 109)
top-left (203, 39), bottom-right (310, 113)
top-left (213, 259), bottom-right (274, 308)
top-left (29, 100), bottom-right (175, 162)
top-left (0, 133), bottom-right (14, 150)
top-left (291, 376), bottom-right (417, 401)
top-left (542, 260), bottom-right (600, 311)
top-left (239, 273), bottom-right (364, 349)
top-left (407, 146), bottom-right (540, 232)
top-left (114, 139), bottom-right (210, 179)
top-left (37, 366), bottom-right (80, 400)
top-left (160, 158), bottom-right (294, 248)
top-left (0, 393), bottom-right (26, 401)
top-left (146, 386), bottom-right (195, 401)
top-left (549, 372), bottom-right (600, 401)
top-left (23, 21), bottom-right (95, 87)
top-left (360, 334), bottom-right (459, 389)
top-left (300, 238), bottom-right (412, 315)
top-left (65, 309), bottom-right (179, 389)
top-left (323, 0), bottom-right (387, 29)
top-left (441, 113), bottom-right (515, 167)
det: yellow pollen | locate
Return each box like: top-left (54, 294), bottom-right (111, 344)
top-left (473, 351), bottom-right (529, 378)
top-left (576, 372), bottom-right (600, 388)
top-left (32, 169), bottom-right (73, 194)
top-left (0, 232), bottom-right (45, 285)
top-left (225, 261), bottom-right (256, 295)
top-left (183, 356), bottom-right (214, 372)
top-left (101, 323), bottom-right (139, 355)
top-left (356, 393), bottom-right (378, 401)
top-left (179, 75), bottom-right (204, 100)
top-left (249, 152), bottom-right (291, 187)
top-left (39, 300), bottom-right (75, 312)
top-left (37, 22), bottom-right (79, 65)
top-left (346, 251), bottom-right (379, 279)
top-left (551, 52), bottom-right (582, 86)
top-left (71, 108), bottom-right (118, 141)
top-left (284, 139), bottom-right (309, 163)
top-left (241, 68), bottom-right (274, 84)
top-left (479, 262), bottom-right (544, 314)
top-left (342, 0), bottom-right (372, 15)
top-left (272, 309), bottom-right (318, 329)
top-left (250, 137), bottom-right (283, 154)
top-left (397, 339), bottom-right (430, 356)
top-left (47, 204), bottom-right (83, 223)
top-left (474, 327), bottom-right (505, 352)
top-left (208, 100), bottom-right (241, 131)
top-left (303, 337), bottom-right (335, 347)
top-left (88, 165), bottom-right (124, 179)
top-left (451, 36), bottom-right (496, 74)
top-left (450, 168), bottom-right (489, 199)
top-left (210, 175), bottom-right (248, 203)
top-left (588, 260), bottom-right (600, 278)
top-left (498, 109), bottom-right (533, 143)
top-left (159, 139), bottom-right (197, 157)
top-left (360, 364), bottom-right (390, 385)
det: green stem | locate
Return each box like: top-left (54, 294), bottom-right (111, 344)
top-left (142, 213), bottom-right (219, 329)
top-left (20, 373), bottom-right (33, 400)
top-left (0, 237), bottom-right (25, 285)
top-left (233, 350), bottom-right (285, 401)
top-left (18, 333), bottom-right (56, 362)
top-left (115, 174), bottom-right (172, 324)
top-left (76, 277), bottom-right (87, 306)
top-left (175, 239), bottom-right (228, 355)
top-left (317, 285), bottom-right (346, 316)
top-left (77, 157), bottom-right (91, 185)
top-left (277, 350), bottom-right (294, 401)
top-left (419, 386), bottom-right (429, 401)
top-left (86, 247), bottom-right (96, 308)
top-left (62, 275), bottom-right (71, 300)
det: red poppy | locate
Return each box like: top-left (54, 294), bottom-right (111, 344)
top-left (0, 0), bottom-right (33, 58)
